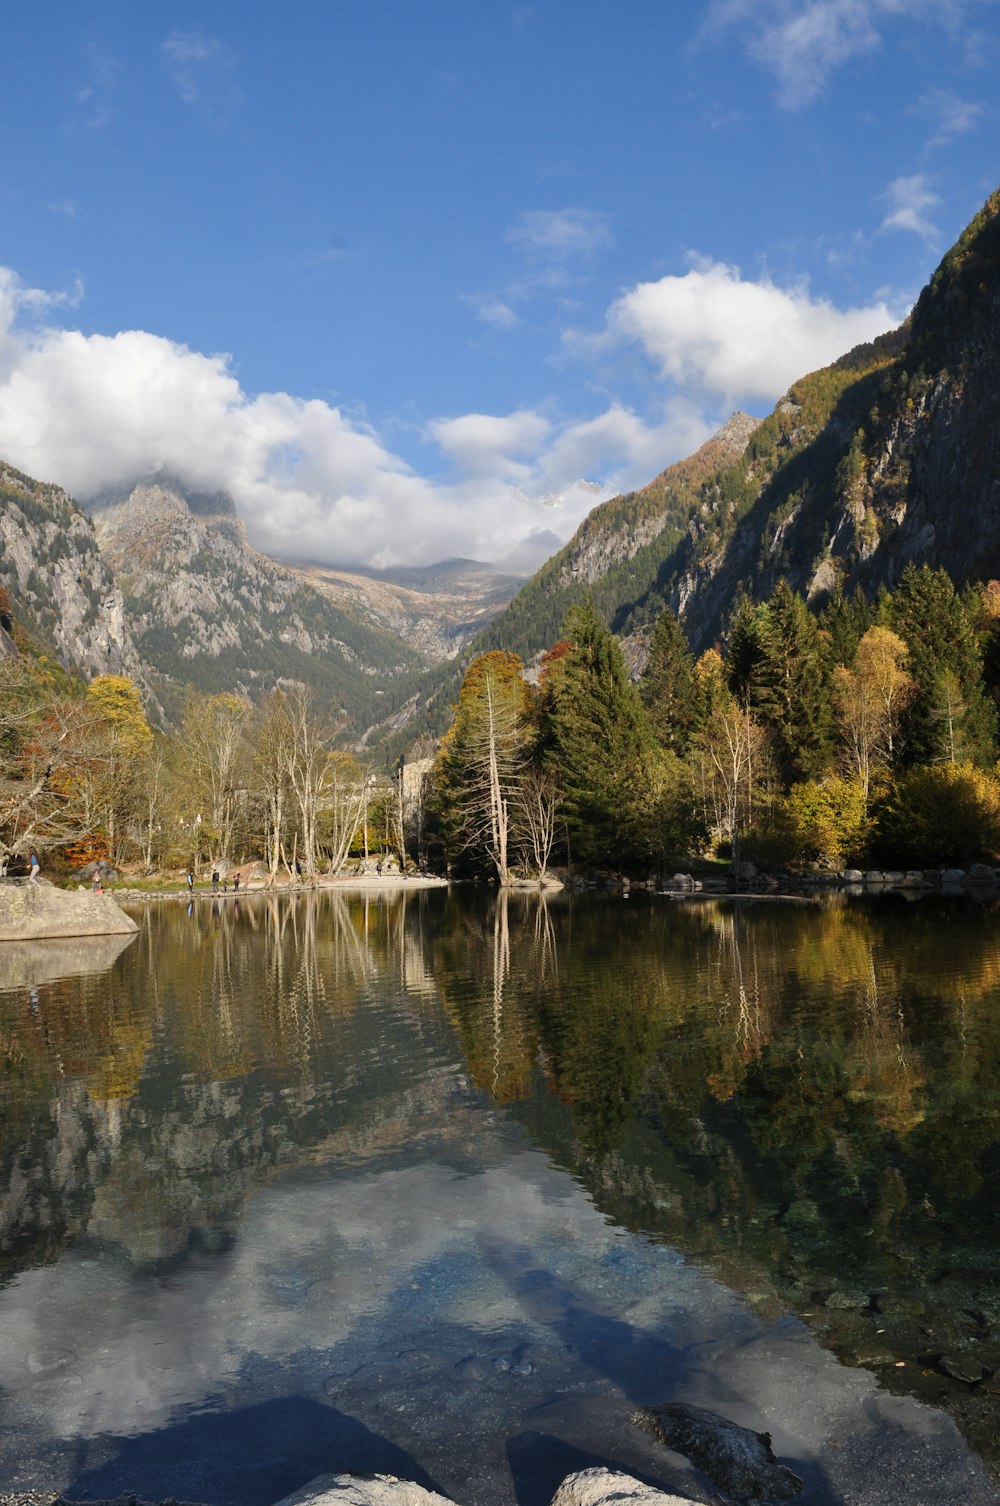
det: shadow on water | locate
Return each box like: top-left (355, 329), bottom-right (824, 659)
top-left (482, 1247), bottom-right (838, 1506)
top-left (64, 1396), bottom-right (446, 1506)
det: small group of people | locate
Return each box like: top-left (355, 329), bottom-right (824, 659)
top-left (189, 868), bottom-right (240, 894)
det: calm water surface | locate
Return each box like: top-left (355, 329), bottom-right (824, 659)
top-left (2, 888), bottom-right (1000, 1506)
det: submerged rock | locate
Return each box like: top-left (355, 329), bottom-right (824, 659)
top-left (0, 880), bottom-right (138, 941)
top-left (633, 1401), bottom-right (802, 1504)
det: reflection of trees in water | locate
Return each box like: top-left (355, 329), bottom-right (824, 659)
top-left (0, 890), bottom-right (458, 1275)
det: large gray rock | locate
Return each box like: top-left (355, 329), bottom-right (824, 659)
top-left (271, 1474), bottom-right (455, 1506)
top-left (0, 880), bottom-right (138, 941)
top-left (551, 1467), bottom-right (692, 1506)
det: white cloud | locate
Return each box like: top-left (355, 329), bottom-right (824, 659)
top-left (0, 270), bottom-right (708, 574)
top-left (469, 297), bottom-right (520, 330)
top-left (599, 257), bottom-right (899, 402)
top-left (705, 1), bottom-right (981, 110)
top-left (505, 207), bottom-right (613, 263)
top-left (72, 43), bottom-right (120, 131)
top-left (428, 410), bottom-right (552, 479)
top-left (920, 88), bottom-right (986, 146)
top-left (162, 30), bottom-right (228, 104)
top-left (880, 173), bottom-right (942, 241)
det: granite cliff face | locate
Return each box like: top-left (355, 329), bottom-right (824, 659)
top-left (88, 474), bottom-right (428, 728)
top-left (0, 461), bottom-right (143, 680)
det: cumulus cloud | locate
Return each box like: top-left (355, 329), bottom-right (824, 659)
top-left (599, 257), bottom-right (898, 402)
top-left (0, 271), bottom-right (709, 573)
top-left (429, 410), bottom-right (552, 479)
top-left (879, 173), bottom-right (942, 241)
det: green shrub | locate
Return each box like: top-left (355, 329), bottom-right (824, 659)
top-left (873, 762), bottom-right (1000, 866)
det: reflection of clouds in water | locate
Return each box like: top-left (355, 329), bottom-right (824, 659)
top-left (0, 1150), bottom-right (715, 1440)
top-left (3, 1148), bottom-right (994, 1506)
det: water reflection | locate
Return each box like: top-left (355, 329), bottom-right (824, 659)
top-left (2, 889), bottom-right (1000, 1500)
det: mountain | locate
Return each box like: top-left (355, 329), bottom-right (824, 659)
top-left (439, 187), bottom-right (1000, 683)
top-left (466, 410), bottom-right (763, 664)
top-left (286, 557), bottom-right (525, 662)
top-left (380, 187), bottom-right (1000, 751)
top-left (0, 461), bottom-right (145, 682)
top-left (87, 474), bottom-right (432, 730)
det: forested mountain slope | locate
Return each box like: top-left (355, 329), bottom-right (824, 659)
top-left (456, 185), bottom-right (1000, 668)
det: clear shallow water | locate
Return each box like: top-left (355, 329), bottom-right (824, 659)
top-left (1, 888), bottom-right (999, 1506)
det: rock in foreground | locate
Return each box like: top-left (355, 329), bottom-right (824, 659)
top-left (272, 1474), bottom-right (457, 1506)
top-left (0, 881), bottom-right (139, 941)
top-left (551, 1467), bottom-right (692, 1506)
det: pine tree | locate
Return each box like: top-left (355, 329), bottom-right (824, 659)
top-left (820, 585), bottom-right (873, 666)
top-left (758, 582), bottom-right (835, 782)
top-left (544, 601), bottom-right (655, 867)
top-left (726, 582), bottom-right (834, 784)
top-left (887, 564), bottom-right (996, 765)
top-left (640, 606), bottom-right (696, 754)
top-left (725, 595), bottom-right (769, 708)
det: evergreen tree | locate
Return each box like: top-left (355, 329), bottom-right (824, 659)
top-left (639, 606), bottom-right (696, 755)
top-left (725, 595), bottom-right (769, 707)
top-left (544, 601), bottom-right (655, 867)
top-left (820, 585), bottom-right (873, 666)
top-left (887, 564), bottom-right (996, 765)
top-left (727, 582), bottom-right (834, 784)
top-left (760, 582), bottom-right (835, 782)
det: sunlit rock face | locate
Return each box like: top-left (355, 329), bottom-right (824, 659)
top-left (0, 461), bottom-right (143, 681)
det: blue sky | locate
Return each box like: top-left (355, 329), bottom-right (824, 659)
top-left (0, 1), bottom-right (997, 571)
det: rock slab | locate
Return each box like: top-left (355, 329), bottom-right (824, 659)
top-left (0, 881), bottom-right (139, 941)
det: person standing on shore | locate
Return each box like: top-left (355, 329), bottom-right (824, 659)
top-left (28, 849), bottom-right (40, 885)
top-left (187, 869), bottom-right (194, 895)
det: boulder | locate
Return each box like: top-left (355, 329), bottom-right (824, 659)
top-left (551, 1468), bottom-right (691, 1506)
top-left (0, 880), bottom-right (139, 941)
top-left (74, 858), bottom-right (120, 883)
top-left (941, 868), bottom-right (967, 885)
top-left (633, 1402), bottom-right (802, 1503)
top-left (730, 861), bottom-right (757, 883)
top-left (271, 1475), bottom-right (456, 1506)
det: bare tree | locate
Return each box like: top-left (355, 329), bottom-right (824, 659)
top-left (693, 697), bottom-right (770, 862)
top-left (181, 693), bottom-right (252, 860)
top-left (433, 653), bottom-right (533, 886)
top-left (512, 767), bottom-right (562, 883)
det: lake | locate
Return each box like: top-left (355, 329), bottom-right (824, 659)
top-left (1, 887), bottom-right (1000, 1506)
